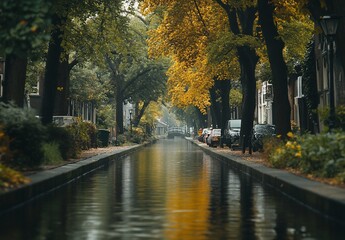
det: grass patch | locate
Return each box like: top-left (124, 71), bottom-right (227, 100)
top-left (42, 142), bottom-right (64, 165)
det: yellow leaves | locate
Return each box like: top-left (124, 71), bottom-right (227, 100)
top-left (295, 151), bottom-right (302, 158)
top-left (19, 20), bottom-right (28, 26)
top-left (0, 163), bottom-right (31, 191)
top-left (30, 25), bottom-right (38, 32)
top-left (143, 0), bottom-right (255, 113)
top-left (167, 55), bottom-right (213, 113)
top-left (141, 101), bottom-right (162, 123)
top-left (270, 0), bottom-right (313, 61)
top-left (230, 88), bottom-right (242, 107)
top-left (287, 131), bottom-right (294, 138)
top-left (0, 128), bottom-right (29, 191)
top-left (0, 127), bottom-right (10, 161)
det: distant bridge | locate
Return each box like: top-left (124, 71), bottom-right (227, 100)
top-left (167, 127), bottom-right (186, 138)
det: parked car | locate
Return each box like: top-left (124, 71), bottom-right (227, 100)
top-left (207, 128), bottom-right (222, 147)
top-left (224, 119), bottom-right (241, 149)
top-left (251, 124), bottom-right (276, 152)
top-left (198, 128), bottom-right (211, 143)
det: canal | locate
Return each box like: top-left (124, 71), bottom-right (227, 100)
top-left (0, 138), bottom-right (344, 239)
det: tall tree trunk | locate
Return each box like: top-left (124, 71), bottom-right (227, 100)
top-left (116, 91), bottom-right (124, 134)
top-left (41, 14), bottom-right (65, 125)
top-left (209, 84), bottom-right (221, 128)
top-left (54, 58), bottom-right (78, 115)
top-left (196, 108), bottom-right (207, 128)
top-left (216, 79), bottom-right (231, 147)
top-left (133, 101), bottom-right (150, 127)
top-left (238, 46), bottom-right (257, 153)
top-left (258, 0), bottom-right (291, 136)
top-left (2, 55), bottom-right (27, 107)
top-left (115, 73), bottom-right (125, 134)
top-left (216, 2), bottom-right (258, 153)
top-left (54, 59), bottom-right (69, 115)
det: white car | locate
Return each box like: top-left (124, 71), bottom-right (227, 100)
top-left (207, 129), bottom-right (222, 147)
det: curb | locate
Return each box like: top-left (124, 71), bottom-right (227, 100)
top-left (0, 143), bottom-right (148, 214)
top-left (189, 138), bottom-right (345, 225)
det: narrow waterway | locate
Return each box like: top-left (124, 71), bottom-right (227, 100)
top-left (0, 138), bottom-right (344, 239)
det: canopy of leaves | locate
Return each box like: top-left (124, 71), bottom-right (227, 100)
top-left (70, 63), bottom-right (112, 104)
top-left (120, 16), bottom-right (168, 104)
top-left (260, 0), bottom-right (314, 72)
top-left (230, 88), bottom-right (242, 108)
top-left (0, 0), bottom-right (51, 56)
top-left (59, 0), bottom-right (132, 66)
top-left (141, 0), bottom-right (239, 113)
top-left (140, 101), bottom-right (162, 126)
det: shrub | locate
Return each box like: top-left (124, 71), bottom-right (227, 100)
top-left (0, 103), bottom-right (46, 168)
top-left (46, 120), bottom-right (97, 160)
top-left (319, 106), bottom-right (345, 131)
top-left (264, 132), bottom-right (302, 169)
top-left (46, 126), bottom-right (77, 160)
top-left (0, 126), bottom-right (11, 162)
top-left (264, 131), bottom-right (345, 183)
top-left (300, 132), bottom-right (345, 178)
top-left (41, 142), bottom-right (64, 165)
top-left (130, 135), bottom-right (143, 144)
top-left (85, 122), bottom-right (98, 148)
top-left (0, 163), bottom-right (30, 191)
top-left (65, 119), bottom-right (98, 151)
top-left (115, 134), bottom-right (127, 146)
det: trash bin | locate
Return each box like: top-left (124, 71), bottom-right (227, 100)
top-left (97, 129), bottom-right (110, 147)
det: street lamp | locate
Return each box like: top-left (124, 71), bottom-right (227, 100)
top-left (129, 109), bottom-right (132, 134)
top-left (0, 57), bottom-right (4, 98)
top-left (320, 15), bottom-right (339, 131)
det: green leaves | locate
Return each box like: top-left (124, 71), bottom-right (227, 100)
top-left (0, 0), bottom-right (51, 56)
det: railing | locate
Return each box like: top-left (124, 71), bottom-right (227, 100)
top-left (167, 127), bottom-right (186, 138)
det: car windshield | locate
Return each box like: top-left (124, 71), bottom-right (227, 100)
top-left (254, 125), bottom-right (275, 134)
top-left (212, 129), bottom-right (221, 135)
top-left (229, 120), bottom-right (241, 129)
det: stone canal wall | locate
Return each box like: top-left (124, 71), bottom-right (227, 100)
top-left (189, 138), bottom-right (345, 225)
top-left (0, 144), bottom-right (145, 213)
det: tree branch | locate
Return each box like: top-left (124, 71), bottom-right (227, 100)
top-left (121, 65), bottom-right (164, 95)
top-left (68, 58), bottom-right (78, 71)
top-left (193, 0), bottom-right (209, 36)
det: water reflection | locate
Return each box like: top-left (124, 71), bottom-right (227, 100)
top-left (0, 138), bottom-right (345, 239)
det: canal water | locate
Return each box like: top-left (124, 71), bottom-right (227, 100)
top-left (0, 138), bottom-right (344, 240)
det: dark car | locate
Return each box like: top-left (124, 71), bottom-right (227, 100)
top-left (251, 124), bottom-right (276, 152)
top-left (224, 119), bottom-right (241, 150)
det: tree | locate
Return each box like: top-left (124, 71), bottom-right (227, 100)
top-left (258, 0), bottom-right (291, 136)
top-left (0, 0), bottom-right (51, 107)
top-left (214, 0), bottom-right (259, 152)
top-left (40, 0), bottom-right (133, 125)
top-left (141, 0), bottom-right (235, 143)
top-left (105, 16), bottom-right (166, 134)
top-left (257, 0), bottom-right (313, 136)
top-left (69, 62), bottom-right (114, 128)
top-left (141, 0), bottom-right (315, 149)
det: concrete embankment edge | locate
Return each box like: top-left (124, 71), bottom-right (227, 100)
top-left (0, 143), bottom-right (148, 214)
top-left (189, 138), bottom-right (345, 225)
